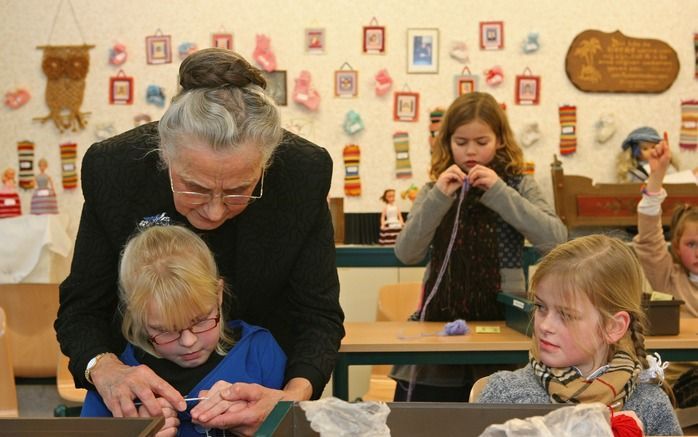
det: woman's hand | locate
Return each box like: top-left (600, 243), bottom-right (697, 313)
top-left (467, 164), bottom-right (499, 191)
top-left (435, 164), bottom-right (467, 197)
top-left (91, 354), bottom-right (186, 418)
top-left (137, 397), bottom-right (180, 437)
top-left (191, 378), bottom-right (312, 436)
top-left (191, 381), bottom-right (285, 437)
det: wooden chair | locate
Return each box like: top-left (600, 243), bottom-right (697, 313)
top-left (0, 283), bottom-right (60, 378)
top-left (0, 307), bottom-right (18, 417)
top-left (550, 155), bottom-right (698, 230)
top-left (361, 282), bottom-right (422, 401)
top-left (468, 376), bottom-right (489, 403)
top-left (56, 352), bottom-right (87, 403)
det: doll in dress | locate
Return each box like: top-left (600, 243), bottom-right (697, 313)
top-left (378, 188), bottom-right (404, 245)
top-left (30, 158), bottom-right (59, 215)
top-left (0, 168), bottom-right (22, 218)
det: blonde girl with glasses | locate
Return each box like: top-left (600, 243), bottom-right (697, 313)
top-left (476, 235), bottom-right (680, 436)
top-left (80, 225), bottom-right (286, 437)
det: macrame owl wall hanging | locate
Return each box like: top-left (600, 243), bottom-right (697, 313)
top-left (34, 0), bottom-right (94, 132)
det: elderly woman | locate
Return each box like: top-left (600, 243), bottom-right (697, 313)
top-left (55, 48), bottom-right (344, 436)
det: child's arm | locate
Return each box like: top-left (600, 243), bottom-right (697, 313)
top-left (397, 206), bottom-right (405, 226)
top-left (644, 135), bottom-right (671, 194)
top-left (380, 206), bottom-right (387, 229)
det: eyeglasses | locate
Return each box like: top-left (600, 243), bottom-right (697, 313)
top-left (169, 168), bottom-right (264, 206)
top-left (148, 314), bottom-right (221, 345)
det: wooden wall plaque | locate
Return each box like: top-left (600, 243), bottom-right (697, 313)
top-left (565, 30), bottom-right (679, 93)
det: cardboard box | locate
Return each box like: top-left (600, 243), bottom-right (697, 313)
top-left (497, 292), bottom-right (534, 337)
top-left (0, 417), bottom-right (163, 437)
top-left (257, 401), bottom-right (562, 437)
top-left (642, 294), bottom-right (684, 336)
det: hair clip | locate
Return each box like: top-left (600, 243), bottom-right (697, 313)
top-left (138, 212), bottom-right (171, 230)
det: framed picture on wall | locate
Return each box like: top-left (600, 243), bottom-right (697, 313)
top-left (305, 28), bottom-right (325, 54)
top-left (454, 71), bottom-right (479, 98)
top-left (393, 91), bottom-right (419, 121)
top-left (407, 28), bottom-right (439, 73)
top-left (212, 33), bottom-right (233, 50)
top-left (480, 21), bottom-right (504, 50)
top-left (363, 26), bottom-right (385, 54)
top-left (335, 69), bottom-right (358, 97)
top-left (145, 32), bottom-right (172, 64)
top-left (515, 73), bottom-right (540, 105)
top-left (261, 70), bottom-right (287, 106)
top-left (109, 70), bottom-right (133, 105)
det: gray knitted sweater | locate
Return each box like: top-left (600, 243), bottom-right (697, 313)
top-left (477, 365), bottom-right (682, 436)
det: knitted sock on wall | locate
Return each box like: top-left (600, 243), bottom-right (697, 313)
top-left (559, 105), bottom-right (577, 155)
top-left (343, 144), bottom-right (361, 196)
top-left (17, 140), bottom-right (35, 189)
top-left (60, 142), bottom-right (78, 189)
top-left (393, 131), bottom-right (412, 179)
top-left (679, 99), bottom-right (698, 151)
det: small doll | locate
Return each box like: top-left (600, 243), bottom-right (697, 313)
top-left (378, 188), bottom-right (404, 245)
top-left (616, 127), bottom-right (678, 183)
top-left (0, 168), bottom-right (22, 218)
top-left (30, 158), bottom-right (59, 215)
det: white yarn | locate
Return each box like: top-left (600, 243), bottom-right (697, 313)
top-left (638, 352), bottom-right (669, 384)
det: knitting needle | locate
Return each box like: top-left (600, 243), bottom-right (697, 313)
top-left (134, 397), bottom-right (208, 407)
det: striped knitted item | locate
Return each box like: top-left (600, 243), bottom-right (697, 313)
top-left (559, 105), bottom-right (577, 155)
top-left (679, 100), bottom-right (698, 151)
top-left (60, 142), bottom-right (78, 189)
top-left (0, 192), bottom-right (22, 218)
top-left (393, 131), bottom-right (412, 179)
top-left (522, 161), bottom-right (535, 175)
top-left (343, 144), bottom-right (361, 196)
top-left (17, 141), bottom-right (35, 189)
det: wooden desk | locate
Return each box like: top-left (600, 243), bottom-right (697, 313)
top-left (333, 319), bottom-right (698, 400)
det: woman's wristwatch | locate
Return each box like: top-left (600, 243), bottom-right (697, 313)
top-left (85, 353), bottom-right (110, 385)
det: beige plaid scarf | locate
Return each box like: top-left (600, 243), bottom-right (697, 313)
top-left (530, 351), bottom-right (641, 410)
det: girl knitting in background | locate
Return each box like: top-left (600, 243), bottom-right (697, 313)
top-left (391, 91), bottom-right (567, 402)
top-left (378, 188), bottom-right (404, 245)
top-left (633, 138), bottom-right (698, 410)
top-left (476, 235), bottom-right (681, 436)
top-left (81, 225), bottom-right (286, 437)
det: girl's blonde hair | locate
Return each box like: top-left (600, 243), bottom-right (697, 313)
top-left (119, 225), bottom-right (234, 357)
top-left (670, 204), bottom-right (698, 269)
top-left (430, 92), bottom-right (523, 180)
top-left (529, 235), bottom-right (648, 369)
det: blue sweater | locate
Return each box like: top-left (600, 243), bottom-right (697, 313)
top-left (81, 320), bottom-right (286, 436)
top-left (477, 365), bottom-right (682, 436)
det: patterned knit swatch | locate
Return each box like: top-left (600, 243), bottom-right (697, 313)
top-left (343, 144), bottom-right (361, 196)
top-left (679, 99), bottom-right (698, 151)
top-left (559, 105), bottom-right (577, 155)
top-left (522, 161), bottom-right (535, 175)
top-left (60, 142), bottom-right (78, 189)
top-left (393, 131), bottom-right (412, 179)
top-left (17, 141), bottom-right (35, 189)
top-left (0, 192), bottom-right (22, 218)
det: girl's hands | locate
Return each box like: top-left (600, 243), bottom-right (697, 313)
top-left (191, 381), bottom-right (285, 437)
top-left (467, 164), bottom-right (500, 191)
top-left (435, 164), bottom-right (467, 197)
top-left (137, 398), bottom-right (180, 437)
top-left (646, 138), bottom-right (671, 193)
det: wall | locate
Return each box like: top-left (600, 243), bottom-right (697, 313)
top-left (1, 0), bottom-right (696, 236)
